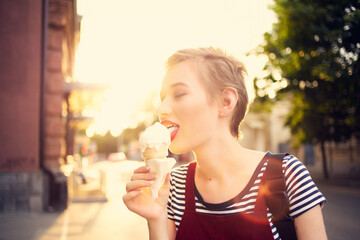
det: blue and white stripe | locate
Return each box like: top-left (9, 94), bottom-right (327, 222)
top-left (167, 155), bottom-right (326, 240)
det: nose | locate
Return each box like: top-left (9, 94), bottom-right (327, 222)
top-left (156, 98), bottom-right (171, 120)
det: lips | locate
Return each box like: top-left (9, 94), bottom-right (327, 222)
top-left (160, 120), bottom-right (179, 141)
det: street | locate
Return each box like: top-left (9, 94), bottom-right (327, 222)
top-left (0, 160), bottom-right (359, 240)
top-left (318, 183), bottom-right (360, 240)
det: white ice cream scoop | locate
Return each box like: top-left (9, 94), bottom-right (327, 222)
top-left (138, 122), bottom-right (176, 199)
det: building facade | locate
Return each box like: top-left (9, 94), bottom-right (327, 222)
top-left (240, 100), bottom-right (360, 177)
top-left (0, 0), bottom-right (79, 212)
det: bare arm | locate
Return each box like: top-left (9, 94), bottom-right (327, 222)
top-left (167, 219), bottom-right (177, 240)
top-left (294, 205), bottom-right (327, 240)
top-left (123, 167), bottom-right (172, 240)
top-left (147, 216), bottom-right (169, 240)
top-left (147, 210), bottom-right (177, 240)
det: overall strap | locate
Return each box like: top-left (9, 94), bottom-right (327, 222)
top-left (264, 153), bottom-right (289, 221)
top-left (265, 153), bottom-right (297, 240)
top-left (184, 162), bottom-right (197, 212)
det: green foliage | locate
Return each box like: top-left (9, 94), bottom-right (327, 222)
top-left (248, 92), bottom-right (274, 113)
top-left (91, 131), bottom-right (118, 154)
top-left (257, 0), bottom-right (360, 145)
top-left (121, 122), bottom-right (148, 145)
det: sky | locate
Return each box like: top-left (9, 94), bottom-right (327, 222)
top-left (75, 0), bottom-right (276, 136)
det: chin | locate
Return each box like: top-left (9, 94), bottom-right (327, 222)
top-left (169, 142), bottom-right (190, 155)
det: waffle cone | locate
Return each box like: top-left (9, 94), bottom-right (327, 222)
top-left (142, 144), bottom-right (168, 160)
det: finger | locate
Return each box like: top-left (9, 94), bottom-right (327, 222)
top-left (122, 190), bottom-right (142, 204)
top-left (131, 172), bottom-right (157, 181)
top-left (126, 180), bottom-right (153, 193)
top-left (133, 165), bottom-right (150, 174)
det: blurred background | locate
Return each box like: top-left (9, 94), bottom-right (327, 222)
top-left (0, 0), bottom-right (359, 239)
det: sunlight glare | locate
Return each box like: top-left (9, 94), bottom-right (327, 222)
top-left (75, 0), bottom-right (276, 135)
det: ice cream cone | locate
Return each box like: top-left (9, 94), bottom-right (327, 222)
top-left (142, 144), bottom-right (168, 160)
top-left (138, 122), bottom-right (175, 199)
top-left (145, 158), bottom-right (176, 199)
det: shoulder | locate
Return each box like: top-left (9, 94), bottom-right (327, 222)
top-left (278, 154), bottom-right (327, 218)
top-left (282, 154), bottom-right (302, 169)
top-left (281, 154), bottom-right (310, 180)
top-left (279, 154), bottom-right (313, 188)
top-left (170, 162), bottom-right (191, 178)
top-left (169, 162), bottom-right (191, 187)
top-left (168, 163), bottom-right (190, 209)
top-left (267, 153), bottom-right (301, 169)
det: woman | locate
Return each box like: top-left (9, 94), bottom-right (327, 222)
top-left (123, 47), bottom-right (327, 239)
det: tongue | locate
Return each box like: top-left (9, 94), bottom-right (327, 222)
top-left (168, 126), bottom-right (179, 141)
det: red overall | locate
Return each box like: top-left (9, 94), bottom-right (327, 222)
top-left (175, 162), bottom-right (274, 240)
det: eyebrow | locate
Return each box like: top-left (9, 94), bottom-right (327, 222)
top-left (170, 82), bottom-right (189, 88)
top-left (160, 82), bottom-right (189, 100)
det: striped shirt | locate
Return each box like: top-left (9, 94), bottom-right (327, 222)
top-left (167, 154), bottom-right (326, 240)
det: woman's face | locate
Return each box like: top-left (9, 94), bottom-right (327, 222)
top-left (157, 60), bottom-right (220, 154)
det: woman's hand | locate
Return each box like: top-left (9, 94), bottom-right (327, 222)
top-left (123, 165), bottom-right (171, 221)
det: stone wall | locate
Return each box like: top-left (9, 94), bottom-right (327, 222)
top-left (0, 172), bottom-right (44, 212)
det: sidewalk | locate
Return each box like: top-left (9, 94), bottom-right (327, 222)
top-left (0, 160), bottom-right (148, 240)
top-left (0, 210), bottom-right (62, 240)
top-left (0, 198), bottom-right (148, 240)
top-left (70, 166), bottom-right (108, 203)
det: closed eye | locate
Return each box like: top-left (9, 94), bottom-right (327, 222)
top-left (174, 93), bottom-right (187, 99)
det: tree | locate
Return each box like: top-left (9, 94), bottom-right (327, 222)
top-left (257, 0), bottom-right (360, 178)
top-left (121, 122), bottom-right (148, 146)
top-left (91, 131), bottom-right (118, 155)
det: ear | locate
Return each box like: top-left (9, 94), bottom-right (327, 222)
top-left (218, 87), bottom-right (238, 117)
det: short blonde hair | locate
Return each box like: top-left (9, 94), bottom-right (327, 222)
top-left (166, 47), bottom-right (249, 138)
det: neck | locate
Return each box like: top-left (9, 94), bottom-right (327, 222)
top-left (193, 132), bottom-right (245, 181)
